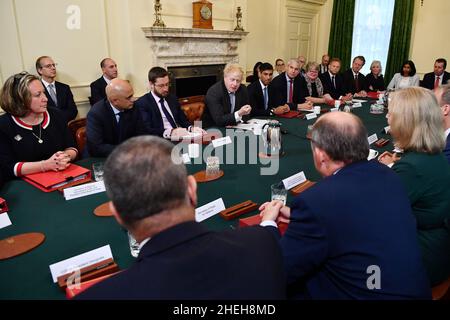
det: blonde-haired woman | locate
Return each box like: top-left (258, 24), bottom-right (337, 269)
top-left (378, 87), bottom-right (450, 287)
top-left (366, 60), bottom-right (386, 92)
top-left (304, 62), bottom-right (333, 104)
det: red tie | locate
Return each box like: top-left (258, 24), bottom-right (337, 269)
top-left (288, 79), bottom-right (293, 103)
top-left (434, 76), bottom-right (440, 89)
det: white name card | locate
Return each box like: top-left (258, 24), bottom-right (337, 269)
top-left (195, 198), bottom-right (226, 222)
top-left (0, 213), bottom-right (12, 229)
top-left (384, 126), bottom-right (390, 134)
top-left (368, 133), bottom-right (378, 145)
top-left (282, 171), bottom-right (307, 190)
top-left (353, 99), bottom-right (365, 103)
top-left (49, 245), bottom-right (113, 283)
top-left (63, 181), bottom-right (106, 201)
top-left (182, 153), bottom-right (191, 164)
top-left (330, 107), bottom-right (339, 112)
top-left (352, 102), bottom-right (363, 108)
top-left (188, 143), bottom-right (200, 158)
top-left (212, 136), bottom-right (232, 148)
top-left (305, 113), bottom-right (317, 120)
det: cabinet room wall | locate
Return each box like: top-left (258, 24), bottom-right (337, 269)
top-left (0, 0), bottom-right (448, 117)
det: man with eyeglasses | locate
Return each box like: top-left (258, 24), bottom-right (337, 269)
top-left (86, 78), bottom-right (147, 157)
top-left (35, 56), bottom-right (78, 123)
top-left (135, 67), bottom-right (204, 140)
top-left (90, 58), bottom-right (119, 105)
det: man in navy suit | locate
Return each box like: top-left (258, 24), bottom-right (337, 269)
top-left (76, 136), bottom-right (286, 299)
top-left (421, 58), bottom-right (450, 90)
top-left (247, 62), bottom-right (289, 116)
top-left (201, 63), bottom-right (252, 128)
top-left (259, 112), bottom-right (431, 300)
top-left (90, 58), bottom-right (118, 105)
top-left (135, 67), bottom-right (204, 139)
top-left (269, 59), bottom-right (311, 111)
top-left (342, 55), bottom-right (368, 97)
top-left (86, 79), bottom-right (147, 157)
top-left (319, 58), bottom-right (351, 102)
top-left (435, 84), bottom-right (450, 163)
top-left (36, 56), bottom-right (78, 123)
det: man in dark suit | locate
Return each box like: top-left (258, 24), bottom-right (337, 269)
top-left (259, 112), bottom-right (431, 300)
top-left (86, 79), bottom-right (147, 157)
top-left (269, 59), bottom-right (311, 111)
top-left (202, 63), bottom-right (252, 128)
top-left (247, 62), bottom-right (289, 116)
top-left (135, 67), bottom-right (203, 140)
top-left (76, 136), bottom-right (286, 299)
top-left (342, 55), bottom-right (368, 97)
top-left (435, 84), bottom-right (450, 163)
top-left (319, 58), bottom-right (349, 101)
top-left (89, 58), bottom-right (118, 105)
top-left (319, 54), bottom-right (330, 75)
top-left (36, 56), bottom-right (78, 123)
top-left (421, 58), bottom-right (450, 90)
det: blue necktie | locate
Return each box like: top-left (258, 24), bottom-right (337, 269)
top-left (159, 98), bottom-right (177, 128)
top-left (263, 86), bottom-right (268, 110)
top-left (229, 93), bottom-right (236, 113)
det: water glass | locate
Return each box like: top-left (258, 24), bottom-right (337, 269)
top-left (271, 182), bottom-right (287, 206)
top-left (92, 162), bottom-right (104, 182)
top-left (128, 231), bottom-right (140, 258)
top-left (205, 156), bottom-right (220, 176)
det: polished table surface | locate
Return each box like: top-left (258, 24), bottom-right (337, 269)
top-left (0, 100), bottom-right (393, 299)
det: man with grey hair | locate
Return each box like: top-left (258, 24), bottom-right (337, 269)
top-left (435, 84), bottom-right (450, 163)
top-left (201, 63), bottom-right (252, 127)
top-left (259, 112), bottom-right (430, 299)
top-left (77, 136), bottom-right (286, 299)
top-left (86, 78), bottom-right (147, 157)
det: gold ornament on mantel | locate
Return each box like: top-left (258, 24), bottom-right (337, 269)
top-left (234, 7), bottom-right (244, 31)
top-left (153, 0), bottom-right (166, 27)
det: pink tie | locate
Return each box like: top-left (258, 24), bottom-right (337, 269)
top-left (434, 76), bottom-right (440, 89)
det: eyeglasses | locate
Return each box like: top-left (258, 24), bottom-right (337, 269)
top-left (276, 63), bottom-right (285, 66)
top-left (41, 63), bottom-right (57, 69)
top-left (154, 83), bottom-right (170, 89)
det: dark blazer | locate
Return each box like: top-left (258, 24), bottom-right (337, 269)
top-left (247, 80), bottom-right (275, 117)
top-left (319, 72), bottom-right (345, 100)
top-left (269, 72), bottom-right (308, 110)
top-left (90, 76), bottom-right (108, 105)
top-left (201, 81), bottom-right (249, 128)
top-left (76, 222), bottom-right (286, 299)
top-left (342, 69), bottom-right (368, 94)
top-left (365, 73), bottom-right (386, 91)
top-left (135, 92), bottom-right (191, 137)
top-left (392, 151), bottom-right (450, 286)
top-left (42, 81), bottom-right (78, 123)
top-left (266, 160), bottom-right (431, 300)
top-left (421, 71), bottom-right (450, 90)
top-left (86, 98), bottom-right (147, 157)
top-left (444, 134), bottom-right (450, 164)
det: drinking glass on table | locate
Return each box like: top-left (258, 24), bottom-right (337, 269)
top-left (92, 162), bottom-right (104, 181)
top-left (271, 182), bottom-right (287, 206)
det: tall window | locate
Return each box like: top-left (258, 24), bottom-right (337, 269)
top-left (351, 0), bottom-right (395, 75)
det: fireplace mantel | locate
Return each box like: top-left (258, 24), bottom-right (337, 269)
top-left (141, 27), bottom-right (248, 68)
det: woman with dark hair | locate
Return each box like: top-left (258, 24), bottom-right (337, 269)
top-left (387, 60), bottom-right (420, 90)
top-left (0, 72), bottom-right (78, 181)
top-left (246, 61), bottom-right (262, 83)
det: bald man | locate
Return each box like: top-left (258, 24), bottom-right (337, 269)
top-left (90, 58), bottom-right (119, 105)
top-left (86, 78), bottom-right (148, 157)
top-left (259, 112), bottom-right (430, 300)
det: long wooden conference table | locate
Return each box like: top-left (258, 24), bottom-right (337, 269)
top-left (0, 100), bottom-right (392, 299)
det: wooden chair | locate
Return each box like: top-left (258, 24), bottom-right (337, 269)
top-left (432, 276), bottom-right (450, 300)
top-left (179, 95), bottom-right (205, 123)
top-left (75, 126), bottom-right (87, 156)
top-left (67, 118), bottom-right (87, 158)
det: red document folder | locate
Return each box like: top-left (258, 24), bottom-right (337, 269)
top-left (66, 272), bottom-right (119, 299)
top-left (239, 214), bottom-right (289, 235)
top-left (276, 111), bottom-right (300, 119)
top-left (22, 164), bottom-right (91, 192)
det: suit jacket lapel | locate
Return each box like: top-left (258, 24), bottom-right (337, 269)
top-left (149, 93), bottom-right (165, 127)
top-left (222, 82), bottom-right (232, 113)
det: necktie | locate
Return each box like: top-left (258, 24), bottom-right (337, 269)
top-left (116, 111), bottom-right (124, 140)
top-left (332, 76), bottom-right (336, 89)
top-left (159, 98), bottom-right (177, 128)
top-left (288, 79), bottom-right (293, 103)
top-left (435, 76), bottom-right (440, 89)
top-left (229, 92), bottom-right (236, 113)
top-left (48, 83), bottom-right (58, 106)
top-left (263, 86), bottom-right (268, 110)
top-left (354, 74), bottom-right (360, 92)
